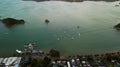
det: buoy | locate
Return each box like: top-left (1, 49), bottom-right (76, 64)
top-left (57, 38), bottom-right (60, 40)
top-left (78, 33), bottom-right (80, 36)
top-left (71, 37), bottom-right (74, 40)
top-left (63, 31), bottom-right (66, 34)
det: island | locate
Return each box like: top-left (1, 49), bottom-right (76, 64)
top-left (45, 19), bottom-right (50, 24)
top-left (114, 23), bottom-right (120, 30)
top-left (0, 18), bottom-right (25, 27)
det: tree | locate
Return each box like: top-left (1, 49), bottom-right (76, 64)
top-left (30, 58), bottom-right (46, 67)
top-left (49, 49), bottom-right (60, 58)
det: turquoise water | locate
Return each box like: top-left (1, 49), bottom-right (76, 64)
top-left (0, 0), bottom-right (120, 57)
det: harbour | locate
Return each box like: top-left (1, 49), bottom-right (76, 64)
top-left (0, 0), bottom-right (120, 57)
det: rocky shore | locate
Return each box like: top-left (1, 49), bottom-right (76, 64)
top-left (114, 23), bottom-right (120, 30)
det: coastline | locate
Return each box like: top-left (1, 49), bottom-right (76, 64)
top-left (13, 48), bottom-right (120, 67)
top-left (23, 0), bottom-right (119, 2)
top-left (1, 46), bottom-right (120, 57)
top-left (1, 44), bottom-right (120, 67)
top-left (60, 49), bottom-right (120, 57)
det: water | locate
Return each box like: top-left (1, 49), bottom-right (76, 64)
top-left (0, 0), bottom-right (120, 57)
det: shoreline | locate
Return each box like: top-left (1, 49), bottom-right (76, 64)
top-left (1, 48), bottom-right (120, 57)
top-left (62, 50), bottom-right (120, 57)
top-left (54, 49), bottom-right (120, 57)
top-left (23, 0), bottom-right (119, 2)
top-left (1, 44), bottom-right (120, 67)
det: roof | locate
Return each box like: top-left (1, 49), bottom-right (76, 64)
top-left (0, 58), bottom-right (3, 63)
top-left (0, 57), bottom-right (22, 67)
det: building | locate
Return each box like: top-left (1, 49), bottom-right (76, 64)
top-left (0, 57), bottom-right (22, 67)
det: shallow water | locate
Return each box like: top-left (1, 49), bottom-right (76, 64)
top-left (0, 0), bottom-right (120, 57)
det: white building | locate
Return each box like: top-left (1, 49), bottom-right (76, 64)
top-left (0, 57), bottom-right (22, 67)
